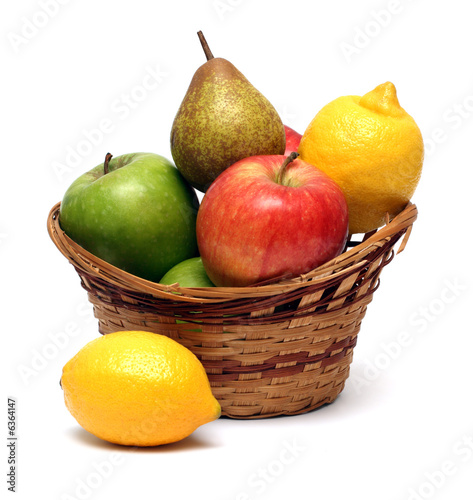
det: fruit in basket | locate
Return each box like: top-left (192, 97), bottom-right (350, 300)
top-left (284, 125), bottom-right (302, 156)
top-left (160, 257), bottom-right (215, 287)
top-left (298, 82), bottom-right (424, 234)
top-left (196, 153), bottom-right (349, 287)
top-left (59, 152), bottom-right (199, 283)
top-left (170, 31), bottom-right (286, 192)
top-left (60, 330), bottom-right (221, 447)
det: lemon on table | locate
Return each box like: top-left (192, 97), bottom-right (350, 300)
top-left (298, 82), bottom-right (424, 234)
top-left (60, 331), bottom-right (221, 447)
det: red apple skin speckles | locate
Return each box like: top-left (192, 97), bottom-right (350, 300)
top-left (196, 155), bottom-right (349, 287)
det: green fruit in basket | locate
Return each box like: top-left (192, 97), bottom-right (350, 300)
top-left (160, 258), bottom-right (214, 331)
top-left (170, 31), bottom-right (285, 192)
top-left (59, 152), bottom-right (199, 283)
top-left (160, 257), bottom-right (215, 288)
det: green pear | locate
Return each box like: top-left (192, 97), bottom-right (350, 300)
top-left (170, 31), bottom-right (286, 192)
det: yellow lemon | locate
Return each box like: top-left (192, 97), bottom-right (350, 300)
top-left (61, 330), bottom-right (220, 447)
top-left (298, 82), bottom-right (424, 234)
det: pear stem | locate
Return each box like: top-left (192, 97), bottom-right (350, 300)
top-left (103, 152), bottom-right (113, 175)
top-left (197, 31), bottom-right (214, 61)
top-left (277, 152), bottom-right (299, 185)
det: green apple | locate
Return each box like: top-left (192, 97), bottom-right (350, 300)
top-left (159, 257), bottom-right (215, 287)
top-left (59, 152), bottom-right (199, 282)
top-left (160, 257), bottom-right (214, 330)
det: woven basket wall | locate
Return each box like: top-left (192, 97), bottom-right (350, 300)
top-left (47, 201), bottom-right (417, 419)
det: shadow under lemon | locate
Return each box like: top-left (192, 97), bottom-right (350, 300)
top-left (66, 426), bottom-right (221, 453)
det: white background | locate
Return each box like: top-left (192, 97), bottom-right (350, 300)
top-left (2, 1), bottom-right (472, 499)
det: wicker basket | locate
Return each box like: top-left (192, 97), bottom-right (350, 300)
top-left (47, 201), bottom-right (417, 419)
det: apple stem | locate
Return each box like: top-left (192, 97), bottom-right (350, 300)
top-left (277, 152), bottom-right (299, 185)
top-left (103, 152), bottom-right (113, 175)
top-left (197, 31), bottom-right (214, 61)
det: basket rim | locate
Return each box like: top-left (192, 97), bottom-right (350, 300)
top-left (47, 201), bottom-right (417, 303)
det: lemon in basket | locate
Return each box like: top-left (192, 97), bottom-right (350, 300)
top-left (298, 82), bottom-right (424, 234)
top-left (60, 330), bottom-right (221, 447)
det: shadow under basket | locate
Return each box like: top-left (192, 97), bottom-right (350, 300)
top-left (47, 202), bottom-right (417, 419)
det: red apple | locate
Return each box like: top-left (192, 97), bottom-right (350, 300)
top-left (196, 153), bottom-right (349, 287)
top-left (284, 125), bottom-right (302, 156)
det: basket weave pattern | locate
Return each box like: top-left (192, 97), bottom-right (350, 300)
top-left (47, 202), bottom-right (417, 419)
